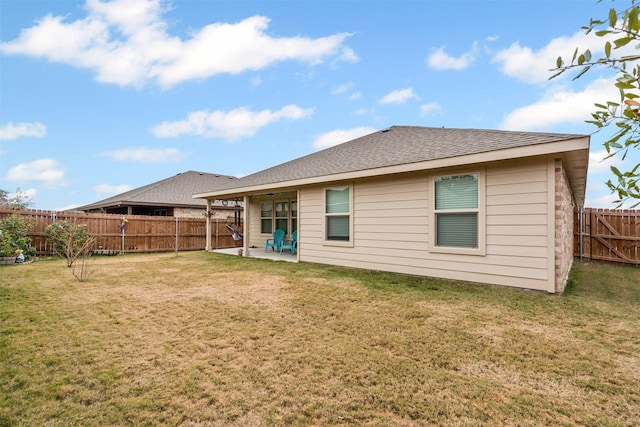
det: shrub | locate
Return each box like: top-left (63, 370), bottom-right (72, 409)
top-left (45, 221), bottom-right (95, 267)
top-left (0, 214), bottom-right (36, 258)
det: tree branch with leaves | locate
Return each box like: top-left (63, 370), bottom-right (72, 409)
top-left (551, 0), bottom-right (640, 206)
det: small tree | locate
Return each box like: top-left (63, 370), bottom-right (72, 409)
top-left (0, 214), bottom-right (36, 259)
top-left (45, 221), bottom-right (95, 267)
top-left (71, 252), bottom-right (95, 282)
top-left (551, 1), bottom-right (640, 206)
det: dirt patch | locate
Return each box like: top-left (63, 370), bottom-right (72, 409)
top-left (77, 269), bottom-right (292, 310)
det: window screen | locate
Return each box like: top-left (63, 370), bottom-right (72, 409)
top-left (325, 187), bottom-right (350, 241)
top-left (434, 174), bottom-right (478, 248)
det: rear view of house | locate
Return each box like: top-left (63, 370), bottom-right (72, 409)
top-left (195, 126), bottom-right (590, 293)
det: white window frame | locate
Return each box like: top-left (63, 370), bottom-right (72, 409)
top-left (260, 201), bottom-right (273, 234)
top-left (274, 200), bottom-right (289, 235)
top-left (429, 170), bottom-right (486, 256)
top-left (323, 184), bottom-right (354, 247)
top-left (260, 197), bottom-right (297, 236)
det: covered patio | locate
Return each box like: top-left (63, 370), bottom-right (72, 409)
top-left (200, 189), bottom-right (299, 263)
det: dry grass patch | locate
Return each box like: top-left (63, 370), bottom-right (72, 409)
top-left (1, 253), bottom-right (639, 426)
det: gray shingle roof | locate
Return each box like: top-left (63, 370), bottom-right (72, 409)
top-left (206, 125), bottom-right (587, 192)
top-left (76, 170), bottom-right (238, 210)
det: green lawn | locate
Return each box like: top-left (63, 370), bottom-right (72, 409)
top-left (1, 252), bottom-right (639, 426)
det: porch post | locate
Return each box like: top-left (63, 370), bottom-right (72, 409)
top-left (243, 195), bottom-right (250, 255)
top-left (296, 189), bottom-right (300, 261)
top-left (205, 199), bottom-right (212, 251)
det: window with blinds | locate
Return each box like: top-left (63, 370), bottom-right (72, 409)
top-left (434, 174), bottom-right (478, 248)
top-left (325, 187), bottom-right (350, 241)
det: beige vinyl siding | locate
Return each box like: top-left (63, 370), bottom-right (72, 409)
top-left (247, 200), bottom-right (263, 249)
top-left (299, 158), bottom-right (555, 291)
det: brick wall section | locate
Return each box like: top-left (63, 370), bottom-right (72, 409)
top-left (554, 158), bottom-right (575, 293)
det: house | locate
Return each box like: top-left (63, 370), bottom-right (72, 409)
top-left (193, 126), bottom-right (590, 293)
top-left (76, 170), bottom-right (242, 218)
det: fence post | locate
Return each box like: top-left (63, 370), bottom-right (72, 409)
top-left (579, 207), bottom-right (584, 261)
top-left (175, 216), bottom-right (179, 255)
top-left (590, 209), bottom-right (593, 261)
top-left (50, 211), bottom-right (57, 256)
top-left (121, 215), bottom-right (125, 254)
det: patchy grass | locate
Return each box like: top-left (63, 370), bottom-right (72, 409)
top-left (1, 253), bottom-right (639, 426)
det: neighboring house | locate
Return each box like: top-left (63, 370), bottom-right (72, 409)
top-left (76, 170), bottom-right (242, 218)
top-left (194, 126), bottom-right (590, 293)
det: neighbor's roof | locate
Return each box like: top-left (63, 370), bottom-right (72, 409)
top-left (76, 170), bottom-right (238, 211)
top-left (194, 126), bottom-right (590, 202)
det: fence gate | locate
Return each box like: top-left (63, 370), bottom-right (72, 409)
top-left (576, 208), bottom-right (640, 264)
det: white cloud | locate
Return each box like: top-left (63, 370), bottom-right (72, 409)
top-left (332, 82), bottom-right (360, 100)
top-left (332, 82), bottom-right (353, 95)
top-left (379, 87), bottom-right (419, 105)
top-left (499, 77), bottom-right (618, 131)
top-left (59, 204), bottom-right (82, 211)
top-left (584, 190), bottom-right (639, 209)
top-left (588, 149), bottom-right (620, 175)
top-left (94, 183), bottom-right (133, 197)
top-left (420, 102), bottom-right (442, 116)
top-left (5, 158), bottom-right (66, 188)
top-left (8, 188), bottom-right (37, 200)
top-left (98, 147), bottom-right (183, 162)
top-left (337, 46), bottom-right (359, 63)
top-left (426, 41), bottom-right (478, 71)
top-left (151, 104), bottom-right (313, 140)
top-left (0, 122), bottom-right (47, 140)
top-left (492, 28), bottom-right (625, 84)
top-left (585, 192), bottom-right (619, 209)
top-left (313, 126), bottom-right (376, 150)
top-left (250, 75), bottom-right (262, 87)
top-left (0, 1), bottom-right (355, 88)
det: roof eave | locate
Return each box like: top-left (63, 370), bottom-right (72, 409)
top-left (81, 201), bottom-right (212, 210)
top-left (194, 137), bottom-right (590, 200)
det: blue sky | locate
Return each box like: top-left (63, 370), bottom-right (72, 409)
top-left (0, 0), bottom-right (634, 210)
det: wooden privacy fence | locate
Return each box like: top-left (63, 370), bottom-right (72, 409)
top-left (0, 208), bottom-right (243, 256)
top-left (575, 208), bottom-right (640, 265)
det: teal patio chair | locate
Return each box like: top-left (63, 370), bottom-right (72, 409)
top-left (279, 230), bottom-right (297, 256)
top-left (265, 229), bottom-right (285, 252)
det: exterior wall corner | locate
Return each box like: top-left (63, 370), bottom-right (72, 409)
top-left (554, 158), bottom-right (575, 293)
